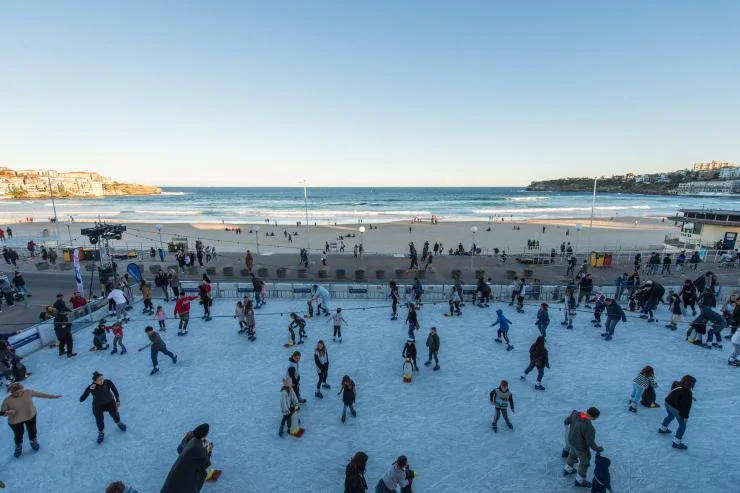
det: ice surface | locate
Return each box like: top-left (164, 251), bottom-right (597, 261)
top-left (2, 298), bottom-right (738, 492)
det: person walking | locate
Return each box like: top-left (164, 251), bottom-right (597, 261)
top-left (521, 336), bottom-right (549, 390)
top-left (161, 423), bottom-right (212, 493)
top-left (79, 372), bottom-right (127, 444)
top-left (424, 327), bottom-right (440, 371)
top-left (1, 382), bottom-right (62, 457)
top-left (245, 250), bottom-right (254, 274)
top-left (563, 407), bottom-right (604, 488)
top-left (345, 451), bottom-right (368, 493)
top-left (658, 374), bottom-right (696, 450)
top-left (139, 326), bottom-right (178, 375)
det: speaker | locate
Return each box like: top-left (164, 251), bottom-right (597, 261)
top-left (98, 266), bottom-right (116, 288)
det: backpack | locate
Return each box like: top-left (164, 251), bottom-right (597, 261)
top-left (640, 383), bottom-right (658, 408)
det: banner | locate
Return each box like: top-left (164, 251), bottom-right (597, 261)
top-left (73, 247), bottom-right (84, 293)
top-left (126, 263), bottom-right (143, 283)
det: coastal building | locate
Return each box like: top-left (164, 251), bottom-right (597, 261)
top-left (625, 173), bottom-right (635, 181)
top-left (634, 174), bottom-right (650, 183)
top-left (692, 160), bottom-right (734, 172)
top-left (667, 209), bottom-right (740, 249)
top-left (676, 180), bottom-right (740, 196)
top-left (719, 166), bottom-right (740, 180)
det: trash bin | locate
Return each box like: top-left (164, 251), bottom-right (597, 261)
top-left (589, 252), bottom-right (598, 267)
top-left (603, 253), bottom-right (613, 267)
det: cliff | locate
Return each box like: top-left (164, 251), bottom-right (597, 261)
top-left (526, 177), bottom-right (681, 195)
top-left (102, 182), bottom-right (162, 196)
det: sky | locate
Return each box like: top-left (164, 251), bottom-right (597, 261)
top-left (1, 1), bottom-right (739, 187)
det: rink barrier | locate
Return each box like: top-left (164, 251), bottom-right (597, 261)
top-left (7, 297), bottom-right (142, 358)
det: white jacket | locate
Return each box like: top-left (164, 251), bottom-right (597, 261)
top-left (732, 330), bottom-right (740, 345)
top-left (381, 465), bottom-right (409, 490)
top-left (107, 289), bottom-right (127, 304)
top-left (280, 388), bottom-right (298, 415)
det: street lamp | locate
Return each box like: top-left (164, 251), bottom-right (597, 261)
top-left (575, 224), bottom-right (582, 258)
top-left (66, 222), bottom-right (73, 247)
top-left (359, 226), bottom-right (366, 268)
top-left (470, 226), bottom-right (478, 270)
top-left (254, 226), bottom-right (261, 255)
top-left (156, 224), bottom-right (164, 260)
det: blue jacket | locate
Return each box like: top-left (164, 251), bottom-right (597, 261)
top-left (592, 454), bottom-right (612, 490)
top-left (536, 309), bottom-right (550, 327)
top-left (490, 310), bottom-right (512, 332)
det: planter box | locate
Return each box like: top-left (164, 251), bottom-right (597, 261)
top-left (318, 270), bottom-right (328, 279)
top-left (35, 262), bottom-right (50, 271)
top-left (206, 267), bottom-right (217, 276)
top-left (257, 268), bottom-right (268, 277)
top-left (58, 262), bottom-right (74, 271)
top-left (375, 269), bottom-right (385, 279)
top-left (355, 269), bottom-right (367, 281)
top-left (222, 266), bottom-right (234, 276)
top-left (336, 269), bottom-right (346, 280)
top-left (297, 268), bottom-right (308, 279)
top-left (276, 268), bottom-right (287, 279)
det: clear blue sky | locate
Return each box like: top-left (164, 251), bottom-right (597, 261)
top-left (1, 1), bottom-right (738, 186)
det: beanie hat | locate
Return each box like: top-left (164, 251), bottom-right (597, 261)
top-left (540, 303), bottom-right (548, 308)
top-left (587, 407), bottom-right (600, 418)
top-left (193, 423), bottom-right (209, 439)
top-left (92, 371), bottom-right (103, 381)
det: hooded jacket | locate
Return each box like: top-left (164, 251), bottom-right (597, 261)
top-left (490, 310), bottom-right (512, 332)
top-left (564, 411), bottom-right (603, 453)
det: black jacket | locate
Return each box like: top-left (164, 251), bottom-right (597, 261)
top-left (665, 381), bottom-right (693, 419)
top-left (402, 343), bottom-right (417, 360)
top-left (579, 277), bottom-right (593, 291)
top-left (340, 381), bottom-right (356, 406)
top-left (593, 454), bottom-right (612, 490)
top-left (79, 379), bottom-right (120, 407)
top-left (160, 437), bottom-right (211, 493)
top-left (344, 463), bottom-right (367, 493)
top-left (53, 315), bottom-right (72, 339)
top-left (314, 350), bottom-right (329, 374)
top-left (529, 343), bottom-right (549, 369)
top-left (605, 302), bottom-right (627, 321)
top-left (53, 299), bottom-right (70, 314)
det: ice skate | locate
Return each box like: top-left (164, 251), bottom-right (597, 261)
top-left (433, 364), bottom-right (440, 371)
top-left (117, 422), bottom-right (127, 432)
top-left (672, 441), bottom-right (688, 450)
top-left (13, 445), bottom-right (22, 458)
top-left (658, 426), bottom-right (672, 434)
top-left (574, 478), bottom-right (591, 488)
top-left (30, 440), bottom-right (39, 451)
top-left (535, 383), bottom-right (545, 390)
top-left (150, 367), bottom-right (159, 376)
top-left (97, 432), bottom-right (105, 444)
top-left (315, 391), bottom-right (323, 399)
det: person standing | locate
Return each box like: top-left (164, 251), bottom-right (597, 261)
top-left (339, 375), bottom-right (357, 423)
top-left (535, 303), bottom-right (550, 340)
top-left (1, 382), bottom-right (62, 457)
top-left (402, 339), bottom-right (418, 372)
top-left (658, 375), bottom-right (696, 449)
top-left (614, 273), bottom-right (627, 301)
top-left (140, 281), bottom-right (154, 316)
top-left (521, 336), bottom-right (549, 390)
top-left (109, 322), bottom-right (127, 355)
top-left (279, 378), bottom-right (299, 437)
top-left (424, 327), bottom-right (440, 371)
top-left (161, 423), bottom-right (212, 493)
top-left (197, 281), bottom-right (212, 322)
top-left (79, 372), bottom-right (127, 444)
top-left (563, 407), bottom-right (604, 488)
top-left (345, 451), bottom-right (368, 493)
top-left (602, 298), bottom-right (627, 341)
top-left (139, 326), bottom-right (178, 375)
top-left (69, 291), bottom-right (87, 310)
top-left (389, 281), bottom-right (399, 321)
top-left (489, 380), bottom-right (515, 432)
top-left (331, 308), bottom-right (348, 343)
top-left (174, 292), bottom-right (198, 335)
top-left (577, 274), bottom-right (594, 308)
top-left (405, 304), bottom-right (419, 340)
top-left (314, 341), bottom-right (330, 399)
top-left (53, 312), bottom-right (77, 358)
top-left (250, 274), bottom-right (264, 308)
top-left (53, 293), bottom-right (70, 314)
top-left (245, 250), bottom-right (254, 274)
top-left (287, 351), bottom-right (307, 404)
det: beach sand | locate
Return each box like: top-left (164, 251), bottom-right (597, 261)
top-left (1, 216), bottom-right (676, 256)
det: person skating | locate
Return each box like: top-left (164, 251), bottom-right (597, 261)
top-left (402, 339), bottom-right (418, 372)
top-left (591, 292), bottom-right (605, 328)
top-left (489, 380), bottom-right (515, 432)
top-left (727, 328), bottom-right (740, 366)
top-left (339, 375), bottom-right (357, 423)
top-left (310, 284), bottom-right (332, 316)
top-left (244, 300), bottom-right (257, 342)
top-left (509, 276), bottom-right (522, 305)
top-left (109, 322), bottom-right (127, 355)
top-left (562, 287), bottom-right (576, 329)
top-left (679, 279), bottom-right (697, 316)
top-left (639, 280), bottom-right (664, 323)
top-left (424, 327), bottom-right (440, 371)
top-left (79, 372), bottom-right (127, 444)
top-left (521, 336), bottom-right (549, 390)
top-left (515, 294), bottom-right (525, 314)
top-left (155, 305), bottom-right (167, 331)
top-left (590, 454), bottom-right (613, 493)
top-left (139, 326), bottom-right (177, 375)
top-left (53, 311), bottom-right (77, 358)
top-left (490, 309), bottom-right (514, 350)
top-left (235, 301), bottom-right (247, 333)
top-left (412, 278), bottom-right (424, 308)
top-left (405, 304), bottom-right (419, 340)
top-left (345, 451), bottom-right (368, 493)
top-left (279, 377), bottom-right (299, 437)
top-left (658, 374), bottom-right (696, 449)
top-left (161, 423), bottom-right (212, 493)
top-left (106, 286), bottom-right (129, 322)
top-left (535, 303), bottom-right (550, 340)
top-left (447, 286), bottom-right (462, 316)
top-left (287, 312), bottom-right (307, 346)
top-left (155, 270), bottom-right (170, 302)
top-left (666, 291), bottom-right (682, 330)
top-left (376, 456), bottom-right (414, 493)
top-left (389, 281), bottom-right (399, 320)
top-left (563, 407), bottom-right (604, 488)
top-left (0, 341), bottom-right (26, 384)
top-left (629, 366), bottom-right (658, 413)
top-left (331, 308), bottom-right (348, 342)
top-left (287, 351), bottom-right (307, 403)
top-left (314, 340), bottom-right (330, 398)
top-left (250, 274), bottom-right (264, 308)
top-left (685, 318), bottom-right (707, 346)
top-left (702, 306), bottom-right (727, 349)
top-left (140, 280), bottom-right (154, 316)
top-left (602, 298), bottom-right (627, 341)
top-left (1, 382), bottom-right (61, 457)
top-left (91, 322), bottom-right (110, 351)
top-left (198, 281), bottom-right (212, 321)
top-left (725, 298), bottom-right (740, 341)
top-left (475, 277), bottom-right (492, 307)
top-left (174, 292), bottom-right (198, 335)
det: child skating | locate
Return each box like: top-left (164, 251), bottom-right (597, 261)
top-left (235, 301), bottom-right (247, 334)
top-left (562, 287), bottom-right (576, 329)
top-left (629, 365), bottom-right (659, 413)
top-left (591, 292), bottom-right (605, 328)
top-left (313, 340), bottom-right (330, 398)
top-left (278, 377), bottom-right (299, 437)
top-left (155, 305), bottom-right (167, 331)
top-left (330, 308), bottom-right (348, 343)
top-left (287, 312), bottom-right (307, 347)
top-left (536, 303), bottom-right (550, 340)
top-left (424, 327), bottom-right (440, 371)
top-left (389, 281), bottom-right (399, 320)
top-left (666, 291), bottom-right (682, 330)
top-left (490, 309), bottom-right (514, 350)
top-left (91, 322), bottom-right (109, 352)
top-left (515, 294), bottom-right (524, 314)
top-left (402, 339), bottom-right (418, 372)
top-left (447, 287), bottom-right (462, 317)
top-left (338, 375), bottom-right (356, 423)
top-left (489, 380), bottom-right (515, 432)
top-left (138, 326), bottom-right (177, 375)
top-left (109, 322), bottom-right (127, 355)
top-left (245, 300), bottom-right (256, 341)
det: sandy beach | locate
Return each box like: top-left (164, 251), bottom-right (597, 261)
top-left (2, 216), bottom-right (677, 256)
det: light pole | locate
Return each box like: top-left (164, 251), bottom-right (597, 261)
top-left (65, 222), bottom-right (73, 247)
top-left (359, 226), bottom-right (365, 268)
top-left (254, 226), bottom-right (260, 255)
top-left (47, 173), bottom-right (61, 255)
top-left (156, 224), bottom-right (164, 260)
top-left (470, 226), bottom-right (478, 270)
top-left (575, 224), bottom-right (582, 259)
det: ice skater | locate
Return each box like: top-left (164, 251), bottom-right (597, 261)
top-left (562, 287), bottom-right (576, 329)
top-left (629, 365), bottom-right (658, 413)
top-left (278, 377), bottom-right (299, 437)
top-left (412, 278), bottom-right (424, 308)
top-left (591, 292), bottom-right (605, 328)
top-left (563, 407), bottom-right (604, 488)
top-left (310, 284), bottom-right (331, 317)
top-left (403, 338), bottom-right (418, 372)
top-left (245, 300), bottom-right (256, 340)
top-left (489, 380), bottom-right (515, 432)
top-left (602, 298), bottom-right (627, 341)
top-left (405, 304), bottom-right (419, 340)
top-left (330, 308), bottom-right (348, 342)
top-left (1, 382), bottom-right (62, 457)
top-left (447, 286), bottom-right (462, 316)
top-left (174, 292), bottom-right (198, 335)
top-left (376, 456), bottom-right (414, 493)
top-left (140, 280), bottom-right (154, 315)
top-left (535, 303), bottom-right (550, 340)
top-left (288, 312), bottom-right (307, 346)
top-left (521, 336), bottom-right (549, 390)
top-left (658, 374), bottom-right (695, 449)
top-left (155, 305), bottom-right (167, 331)
top-left (109, 322), bottom-right (127, 355)
top-left (79, 372), bottom-right (127, 444)
top-left (515, 294), bottom-right (525, 313)
top-left (491, 309), bottom-right (514, 351)
top-left (198, 280), bottom-right (212, 321)
top-left (314, 340), bottom-right (330, 398)
top-left (138, 326), bottom-right (177, 375)
top-left (91, 322), bottom-right (110, 351)
top-left (666, 291), bottom-right (682, 330)
top-left (338, 375), bottom-right (356, 423)
top-left (235, 301), bottom-right (247, 333)
top-left (424, 327), bottom-right (440, 371)
top-left (389, 281), bottom-right (400, 320)
top-left (286, 351), bottom-right (307, 404)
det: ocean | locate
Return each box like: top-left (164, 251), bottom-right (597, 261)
top-left (0, 187), bottom-right (736, 225)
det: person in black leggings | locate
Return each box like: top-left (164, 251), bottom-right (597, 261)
top-left (79, 371), bottom-right (127, 444)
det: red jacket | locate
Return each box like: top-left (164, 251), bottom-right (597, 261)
top-left (174, 295), bottom-right (198, 317)
top-left (104, 325), bottom-right (124, 338)
top-left (70, 295), bottom-right (87, 309)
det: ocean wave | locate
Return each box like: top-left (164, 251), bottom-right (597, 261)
top-left (43, 202), bottom-right (87, 207)
top-left (159, 192), bottom-right (189, 196)
top-left (473, 205), bottom-right (652, 215)
top-left (506, 196), bottom-right (549, 202)
top-left (132, 210), bottom-right (202, 216)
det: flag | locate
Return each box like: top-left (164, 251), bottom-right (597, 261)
top-left (73, 247), bottom-right (84, 293)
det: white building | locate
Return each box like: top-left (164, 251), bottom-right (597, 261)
top-left (719, 167), bottom-right (740, 180)
top-left (677, 180), bottom-right (740, 196)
